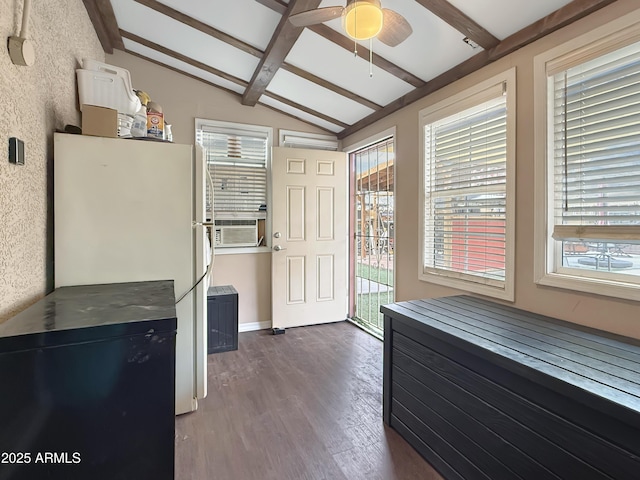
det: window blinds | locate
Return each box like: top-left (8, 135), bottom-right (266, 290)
top-left (551, 40), bottom-right (640, 243)
top-left (424, 94), bottom-right (507, 282)
top-left (198, 128), bottom-right (268, 214)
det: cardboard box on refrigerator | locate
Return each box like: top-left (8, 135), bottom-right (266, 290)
top-left (81, 104), bottom-right (118, 138)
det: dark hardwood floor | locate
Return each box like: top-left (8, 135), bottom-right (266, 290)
top-left (175, 321), bottom-right (443, 480)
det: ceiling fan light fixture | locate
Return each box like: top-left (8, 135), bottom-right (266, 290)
top-left (343, 0), bottom-right (383, 41)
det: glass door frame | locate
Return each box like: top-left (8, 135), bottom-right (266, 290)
top-left (347, 130), bottom-right (396, 338)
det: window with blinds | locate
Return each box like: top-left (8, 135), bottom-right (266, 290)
top-left (425, 95), bottom-right (507, 280)
top-left (548, 39), bottom-right (640, 281)
top-left (196, 122), bottom-right (270, 217)
top-left (420, 70), bottom-right (515, 300)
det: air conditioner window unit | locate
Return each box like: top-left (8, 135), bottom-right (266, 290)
top-left (214, 219), bottom-right (258, 247)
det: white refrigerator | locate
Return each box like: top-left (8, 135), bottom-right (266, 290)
top-left (54, 133), bottom-right (208, 415)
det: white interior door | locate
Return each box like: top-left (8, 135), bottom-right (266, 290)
top-left (272, 147), bottom-right (348, 329)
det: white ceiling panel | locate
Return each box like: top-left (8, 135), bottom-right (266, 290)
top-left (267, 69), bottom-right (375, 125)
top-left (446, 0), bottom-right (575, 40)
top-left (122, 39), bottom-right (245, 96)
top-left (285, 29), bottom-right (415, 106)
top-left (259, 96), bottom-right (344, 133)
top-left (111, 0), bottom-right (259, 81)
top-left (157, 0), bottom-right (281, 50)
top-left (100, 0), bottom-right (607, 135)
top-left (319, 0), bottom-right (479, 81)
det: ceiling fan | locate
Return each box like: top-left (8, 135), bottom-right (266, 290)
top-left (289, 0), bottom-right (413, 47)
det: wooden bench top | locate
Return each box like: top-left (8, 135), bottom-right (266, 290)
top-left (381, 295), bottom-right (640, 419)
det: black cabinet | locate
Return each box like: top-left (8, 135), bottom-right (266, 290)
top-left (0, 280), bottom-right (177, 480)
top-left (207, 285), bottom-right (238, 354)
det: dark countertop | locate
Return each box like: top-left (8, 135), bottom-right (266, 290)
top-left (0, 280), bottom-right (177, 352)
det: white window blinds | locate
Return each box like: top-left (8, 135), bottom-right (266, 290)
top-left (551, 40), bottom-right (640, 248)
top-left (424, 92), bottom-right (507, 284)
top-left (198, 126), bottom-right (268, 215)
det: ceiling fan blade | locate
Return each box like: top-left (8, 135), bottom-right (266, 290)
top-left (378, 9), bottom-right (413, 47)
top-left (289, 6), bottom-right (345, 27)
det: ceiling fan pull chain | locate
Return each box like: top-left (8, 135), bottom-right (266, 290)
top-left (353, 6), bottom-right (358, 56)
top-left (369, 38), bottom-right (373, 77)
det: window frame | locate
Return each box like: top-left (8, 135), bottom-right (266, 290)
top-left (278, 129), bottom-right (339, 150)
top-left (418, 68), bottom-right (516, 301)
top-left (195, 118), bottom-right (273, 253)
top-left (533, 9), bottom-right (640, 301)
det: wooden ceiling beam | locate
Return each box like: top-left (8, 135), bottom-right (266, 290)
top-left (134, 0), bottom-right (262, 57)
top-left (307, 24), bottom-right (425, 88)
top-left (96, 0), bottom-right (124, 50)
top-left (124, 49), bottom-right (243, 100)
top-left (257, 0), bottom-right (426, 88)
top-left (135, 0), bottom-right (381, 110)
top-left (254, 0), bottom-right (288, 15)
top-left (124, 49), bottom-right (336, 134)
top-left (338, 0), bottom-right (617, 139)
top-left (120, 30), bottom-right (347, 129)
top-left (82, 0), bottom-right (113, 53)
top-left (280, 63), bottom-right (382, 110)
top-left (413, 0), bottom-right (500, 50)
top-left (488, 0), bottom-right (617, 60)
top-left (265, 91), bottom-right (349, 129)
top-left (242, 0), bottom-right (324, 106)
top-left (120, 30), bottom-right (247, 87)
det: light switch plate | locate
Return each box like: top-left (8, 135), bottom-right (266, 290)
top-left (9, 137), bottom-right (24, 165)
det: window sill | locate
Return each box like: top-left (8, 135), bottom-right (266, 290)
top-left (419, 271), bottom-right (513, 302)
top-left (214, 246), bottom-right (271, 256)
top-left (536, 272), bottom-right (640, 302)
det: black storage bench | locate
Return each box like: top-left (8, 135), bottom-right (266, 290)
top-left (381, 295), bottom-right (640, 480)
top-left (207, 285), bottom-right (238, 354)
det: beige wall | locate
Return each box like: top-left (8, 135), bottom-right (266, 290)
top-left (107, 50), bottom-right (327, 326)
top-left (0, 0), bottom-right (104, 322)
top-left (343, 0), bottom-right (640, 340)
top-left (106, 50), bottom-right (328, 148)
top-left (210, 252), bottom-right (272, 326)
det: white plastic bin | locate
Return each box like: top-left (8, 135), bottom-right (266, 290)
top-left (77, 69), bottom-right (141, 115)
top-left (82, 58), bottom-right (134, 89)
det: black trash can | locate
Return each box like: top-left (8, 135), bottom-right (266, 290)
top-left (207, 285), bottom-right (238, 354)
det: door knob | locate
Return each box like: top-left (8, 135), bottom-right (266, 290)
top-left (273, 245), bottom-right (286, 251)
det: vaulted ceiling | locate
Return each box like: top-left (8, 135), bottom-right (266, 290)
top-left (83, 0), bottom-right (615, 138)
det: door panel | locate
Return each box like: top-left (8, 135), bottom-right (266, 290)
top-left (287, 186), bottom-right (306, 241)
top-left (272, 147), bottom-right (347, 329)
top-left (287, 157), bottom-right (306, 174)
top-left (287, 256), bottom-right (306, 304)
top-left (317, 160), bottom-right (335, 175)
top-left (317, 187), bottom-right (335, 240)
top-left (317, 255), bottom-right (335, 301)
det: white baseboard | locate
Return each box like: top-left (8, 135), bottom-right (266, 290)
top-left (239, 321), bottom-right (272, 333)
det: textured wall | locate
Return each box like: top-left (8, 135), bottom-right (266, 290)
top-left (0, 0), bottom-right (104, 322)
